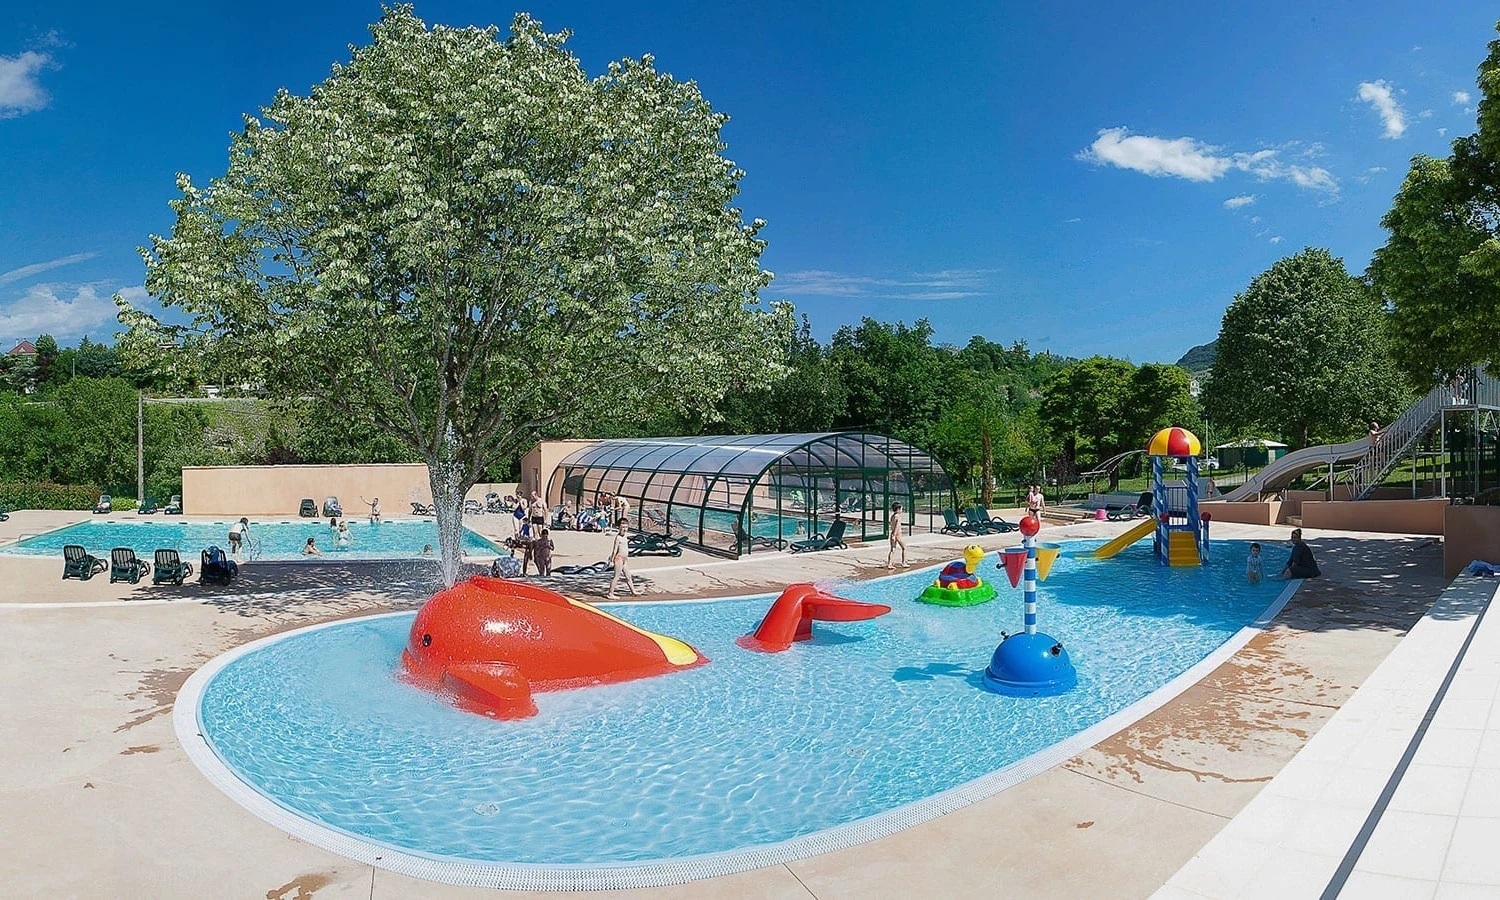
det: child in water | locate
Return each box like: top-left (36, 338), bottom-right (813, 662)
top-left (1246, 542), bottom-right (1264, 585)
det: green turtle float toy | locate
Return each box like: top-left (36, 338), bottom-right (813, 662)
top-left (918, 544), bottom-right (996, 607)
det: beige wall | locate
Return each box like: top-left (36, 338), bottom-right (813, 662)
top-left (183, 464), bottom-right (436, 516)
top-left (1443, 505), bottom-right (1500, 578)
top-left (1200, 500), bottom-right (1282, 526)
top-left (1298, 498), bottom-right (1449, 535)
top-left (521, 440), bottom-right (598, 505)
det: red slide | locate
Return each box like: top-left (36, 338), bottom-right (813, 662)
top-left (737, 583), bottom-right (892, 652)
top-left (401, 576), bottom-right (707, 719)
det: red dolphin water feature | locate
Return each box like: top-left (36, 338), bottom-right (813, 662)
top-left (400, 576), bottom-right (707, 719)
top-left (737, 583), bottom-right (892, 652)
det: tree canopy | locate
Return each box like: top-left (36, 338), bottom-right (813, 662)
top-left (1370, 21), bottom-right (1500, 382)
top-left (117, 7), bottom-right (791, 583)
top-left (1203, 248), bottom-right (1408, 447)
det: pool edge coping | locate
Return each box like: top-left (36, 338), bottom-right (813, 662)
top-left (173, 573), bottom-right (1303, 892)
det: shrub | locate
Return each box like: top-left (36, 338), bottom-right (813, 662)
top-left (0, 481), bottom-right (102, 511)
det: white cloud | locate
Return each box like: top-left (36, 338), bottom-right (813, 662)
top-left (1078, 127), bottom-right (1231, 181)
top-left (1357, 80), bottom-right (1407, 138)
top-left (1079, 127), bottom-right (1337, 192)
top-left (1249, 216), bottom-right (1261, 224)
top-left (1454, 91), bottom-right (1471, 104)
top-left (0, 282), bottom-right (123, 345)
top-left (1368, 166), bottom-right (1387, 173)
top-left (0, 50), bottom-right (55, 118)
top-left (0, 251), bottom-right (96, 286)
top-left (1269, 236), bottom-right (1285, 244)
top-left (1062, 217), bottom-right (1082, 224)
top-left (1223, 194), bottom-right (1256, 209)
top-left (776, 268), bottom-right (991, 301)
top-left (1438, 127), bottom-right (1448, 137)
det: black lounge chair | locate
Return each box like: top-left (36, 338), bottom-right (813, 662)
top-left (410, 501), bottom-right (435, 516)
top-left (138, 497), bottom-right (159, 515)
top-left (152, 549), bottom-right (193, 585)
top-left (298, 498), bottom-right (318, 517)
top-left (62, 545), bottom-right (107, 580)
top-left (93, 494), bottom-right (112, 515)
top-left (463, 498), bottom-right (484, 516)
top-left (200, 546), bottom-right (238, 586)
top-left (789, 518), bottom-right (848, 554)
top-left (628, 532), bottom-right (684, 557)
top-left (485, 492), bottom-right (506, 513)
top-left (941, 508), bottom-right (974, 535)
top-left (553, 560), bottom-right (614, 576)
top-left (0, 504), bottom-right (8, 522)
top-left (1110, 492), bottom-right (1154, 521)
top-left (734, 521), bottom-right (788, 552)
top-left (164, 495), bottom-right (182, 515)
top-left (110, 548), bottom-right (151, 584)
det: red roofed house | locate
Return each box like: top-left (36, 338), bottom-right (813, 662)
top-left (8, 340), bottom-right (37, 357)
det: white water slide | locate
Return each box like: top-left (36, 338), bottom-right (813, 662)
top-left (1219, 372), bottom-right (1497, 502)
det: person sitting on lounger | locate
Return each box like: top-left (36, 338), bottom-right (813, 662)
top-left (1279, 529), bottom-right (1320, 580)
top-left (303, 537), bottom-right (322, 556)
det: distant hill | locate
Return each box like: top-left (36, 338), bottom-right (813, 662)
top-left (1175, 340), bottom-right (1217, 374)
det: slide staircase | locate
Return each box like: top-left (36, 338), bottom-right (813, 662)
top-left (1220, 369), bottom-right (1500, 503)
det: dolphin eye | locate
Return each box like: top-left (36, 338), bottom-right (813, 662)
top-left (422, 634), bottom-right (432, 647)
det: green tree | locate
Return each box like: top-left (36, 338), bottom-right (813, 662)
top-left (118, 8), bottom-right (789, 583)
top-left (827, 318), bottom-right (955, 445)
top-left (1039, 357), bottom-right (1135, 487)
top-left (32, 334), bottom-right (59, 387)
top-left (1369, 19), bottom-right (1500, 382)
top-left (1204, 248), bottom-right (1408, 447)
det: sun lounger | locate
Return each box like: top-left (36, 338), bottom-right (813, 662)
top-left (789, 519), bottom-right (848, 553)
top-left (152, 549), bottom-right (193, 585)
top-left (0, 504), bottom-right (8, 522)
top-left (164, 495), bottom-right (182, 515)
top-left (321, 496), bottom-right (342, 517)
top-left (410, 501), bottom-right (435, 516)
top-left (553, 561), bottom-right (614, 576)
top-left (138, 497), bottom-right (159, 515)
top-left (200, 546), bottom-right (238, 586)
top-left (62, 545), bottom-right (107, 580)
top-left (93, 494), bottom-right (112, 515)
top-left (298, 498), bottom-right (318, 517)
top-left (109, 548), bottom-right (151, 584)
top-left (463, 498), bottom-right (484, 516)
top-left (941, 508), bottom-right (974, 535)
top-left (628, 532), bottom-right (684, 557)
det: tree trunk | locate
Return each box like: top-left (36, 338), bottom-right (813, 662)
top-left (980, 422), bottom-right (993, 508)
top-left (428, 458), bottom-right (472, 588)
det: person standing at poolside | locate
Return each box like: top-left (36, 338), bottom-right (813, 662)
top-left (613, 494), bottom-right (631, 532)
top-left (534, 527), bottom-right (554, 577)
top-left (886, 501), bottom-right (909, 569)
top-left (1026, 484), bottom-right (1045, 519)
top-left (607, 522), bottom-right (639, 599)
top-left (228, 517), bottom-right (250, 559)
top-left (528, 492), bottom-right (547, 534)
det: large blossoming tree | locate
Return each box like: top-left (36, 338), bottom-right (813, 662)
top-left (118, 7), bottom-right (791, 584)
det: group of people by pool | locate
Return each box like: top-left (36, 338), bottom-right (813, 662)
top-left (1245, 529), bottom-right (1321, 584)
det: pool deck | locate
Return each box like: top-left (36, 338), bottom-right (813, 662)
top-left (0, 510), bottom-right (1469, 897)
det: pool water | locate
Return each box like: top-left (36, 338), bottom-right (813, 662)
top-left (195, 540), bottom-right (1282, 866)
top-left (3, 519), bottom-right (500, 561)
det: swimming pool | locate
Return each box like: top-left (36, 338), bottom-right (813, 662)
top-left (3, 519), bottom-right (501, 561)
top-left (185, 540), bottom-right (1291, 887)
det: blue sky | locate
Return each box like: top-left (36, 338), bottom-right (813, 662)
top-left (0, 1), bottom-right (1495, 363)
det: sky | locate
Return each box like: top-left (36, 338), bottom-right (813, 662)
top-left (0, 1), bottom-right (1496, 363)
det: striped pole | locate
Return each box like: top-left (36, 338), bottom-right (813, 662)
top-left (1023, 531), bottom-right (1038, 634)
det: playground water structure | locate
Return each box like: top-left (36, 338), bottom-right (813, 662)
top-left (1, 519), bottom-right (501, 562)
top-left (183, 540), bottom-right (1291, 888)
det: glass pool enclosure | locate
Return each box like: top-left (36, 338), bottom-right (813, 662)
top-left (550, 432), bottom-right (955, 557)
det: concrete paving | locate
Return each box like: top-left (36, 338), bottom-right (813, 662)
top-left (0, 511), bottom-right (1453, 898)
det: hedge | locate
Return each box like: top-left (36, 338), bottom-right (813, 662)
top-left (0, 482), bottom-right (103, 511)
